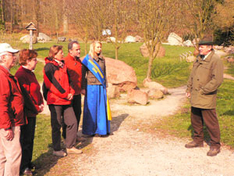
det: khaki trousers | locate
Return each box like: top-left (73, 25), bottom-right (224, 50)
top-left (191, 107), bottom-right (221, 148)
top-left (0, 126), bottom-right (22, 176)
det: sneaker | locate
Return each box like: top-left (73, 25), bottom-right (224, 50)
top-left (66, 147), bottom-right (83, 154)
top-left (185, 141), bottom-right (204, 148)
top-left (53, 150), bottom-right (67, 157)
top-left (21, 168), bottom-right (33, 175)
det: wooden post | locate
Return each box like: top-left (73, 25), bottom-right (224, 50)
top-left (29, 29), bottom-right (33, 49)
top-left (25, 22), bottom-right (36, 50)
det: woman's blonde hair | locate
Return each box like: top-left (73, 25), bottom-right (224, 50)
top-left (89, 41), bottom-right (102, 58)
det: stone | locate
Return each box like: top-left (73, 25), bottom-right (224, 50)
top-left (183, 40), bottom-right (193, 47)
top-left (107, 83), bottom-right (120, 99)
top-left (214, 49), bottom-right (228, 58)
top-left (147, 89), bottom-right (164, 99)
top-left (125, 35), bottom-right (136, 43)
top-left (58, 37), bottom-right (66, 42)
top-left (140, 43), bottom-right (165, 58)
top-left (135, 35), bottom-right (143, 42)
top-left (167, 32), bottom-right (183, 46)
top-left (106, 37), bottom-right (116, 43)
top-left (224, 46), bottom-right (234, 54)
top-left (37, 33), bottom-right (52, 42)
top-left (127, 89), bottom-right (148, 105)
top-left (105, 57), bottom-right (137, 92)
top-left (143, 78), bottom-right (168, 95)
top-left (20, 35), bottom-right (37, 44)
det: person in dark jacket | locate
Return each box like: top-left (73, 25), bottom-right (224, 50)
top-left (43, 45), bottom-right (82, 157)
top-left (185, 37), bottom-right (224, 157)
top-left (0, 43), bottom-right (25, 176)
top-left (15, 49), bottom-right (44, 175)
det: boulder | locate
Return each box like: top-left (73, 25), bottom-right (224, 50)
top-left (107, 37), bottom-right (116, 43)
top-left (183, 40), bottom-right (193, 47)
top-left (105, 57), bottom-right (137, 92)
top-left (140, 43), bottom-right (165, 58)
top-left (107, 83), bottom-right (120, 99)
top-left (58, 37), bottom-right (66, 42)
top-left (224, 46), bottom-right (234, 54)
top-left (143, 78), bottom-right (168, 95)
top-left (135, 35), bottom-right (143, 42)
top-left (125, 35), bottom-right (136, 43)
top-left (20, 35), bottom-right (37, 44)
top-left (37, 33), bottom-right (52, 42)
top-left (167, 32), bottom-right (183, 46)
top-left (147, 88), bottom-right (164, 99)
top-left (127, 89), bottom-right (148, 105)
top-left (214, 49), bottom-right (228, 58)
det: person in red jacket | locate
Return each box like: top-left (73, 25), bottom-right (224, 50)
top-left (64, 41), bottom-right (85, 142)
top-left (0, 43), bottom-right (25, 176)
top-left (43, 45), bottom-right (82, 157)
top-left (15, 49), bottom-right (44, 175)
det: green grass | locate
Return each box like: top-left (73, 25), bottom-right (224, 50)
top-left (11, 42), bottom-right (194, 87)
top-left (7, 40), bottom-right (234, 173)
top-left (152, 79), bottom-right (234, 148)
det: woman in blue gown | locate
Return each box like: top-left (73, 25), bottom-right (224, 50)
top-left (81, 41), bottom-right (111, 136)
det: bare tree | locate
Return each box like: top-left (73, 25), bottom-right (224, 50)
top-left (136, 0), bottom-right (178, 79)
top-left (180, 0), bottom-right (219, 49)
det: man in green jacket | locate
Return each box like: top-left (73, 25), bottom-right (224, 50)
top-left (185, 37), bottom-right (224, 157)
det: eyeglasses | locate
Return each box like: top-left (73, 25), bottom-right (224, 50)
top-left (4, 53), bottom-right (16, 57)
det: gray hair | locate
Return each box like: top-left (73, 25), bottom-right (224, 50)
top-left (68, 41), bottom-right (79, 51)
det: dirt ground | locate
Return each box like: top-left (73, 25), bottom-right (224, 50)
top-left (43, 86), bottom-right (234, 176)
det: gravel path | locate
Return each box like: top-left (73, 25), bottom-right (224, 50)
top-left (63, 86), bottom-right (234, 176)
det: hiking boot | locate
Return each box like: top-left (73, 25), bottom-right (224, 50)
top-left (53, 150), bottom-right (67, 157)
top-left (207, 147), bottom-right (220, 157)
top-left (185, 141), bottom-right (203, 148)
top-left (66, 147), bottom-right (83, 154)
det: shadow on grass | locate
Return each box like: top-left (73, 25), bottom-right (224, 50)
top-left (35, 47), bottom-right (50, 52)
top-left (32, 144), bottom-right (63, 176)
top-left (220, 110), bottom-right (234, 116)
top-left (187, 124), bottom-right (211, 145)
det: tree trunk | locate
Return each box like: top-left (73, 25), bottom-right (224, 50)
top-left (115, 45), bottom-right (118, 60)
top-left (146, 55), bottom-right (154, 79)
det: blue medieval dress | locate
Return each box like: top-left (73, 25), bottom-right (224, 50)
top-left (82, 54), bottom-right (111, 135)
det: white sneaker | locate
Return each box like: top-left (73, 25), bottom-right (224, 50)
top-left (53, 150), bottom-right (67, 157)
top-left (66, 147), bottom-right (83, 154)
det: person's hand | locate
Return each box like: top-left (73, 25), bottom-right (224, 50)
top-left (39, 104), bottom-right (44, 112)
top-left (81, 89), bottom-right (86, 95)
top-left (186, 92), bottom-right (191, 98)
top-left (4, 129), bottom-right (14, 141)
top-left (67, 93), bottom-right (73, 100)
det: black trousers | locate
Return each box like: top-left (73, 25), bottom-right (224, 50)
top-left (191, 107), bottom-right (221, 148)
top-left (20, 116), bottom-right (36, 171)
top-left (49, 105), bottom-right (77, 151)
top-left (62, 94), bottom-right (82, 138)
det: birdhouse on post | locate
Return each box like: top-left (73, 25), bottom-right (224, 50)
top-left (25, 22), bottom-right (36, 49)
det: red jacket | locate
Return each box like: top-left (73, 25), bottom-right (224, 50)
top-left (15, 66), bottom-right (44, 117)
top-left (64, 54), bottom-right (82, 95)
top-left (0, 65), bottom-right (25, 129)
top-left (43, 57), bottom-right (75, 105)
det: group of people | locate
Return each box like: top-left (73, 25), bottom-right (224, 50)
top-left (0, 41), bottom-right (111, 176)
top-left (0, 36), bottom-right (224, 175)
